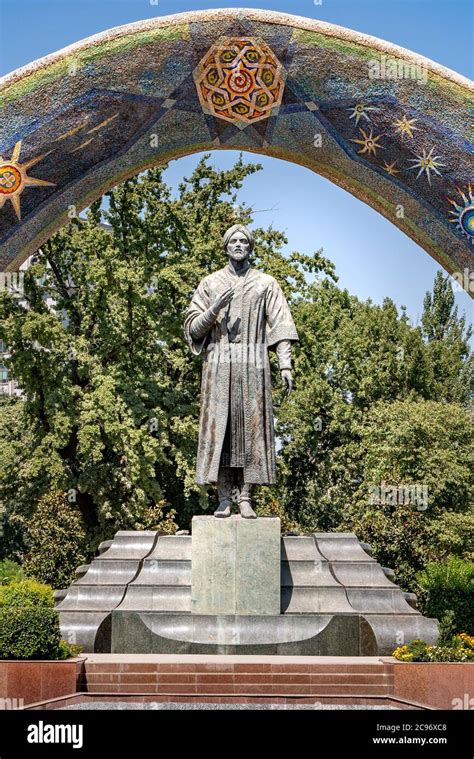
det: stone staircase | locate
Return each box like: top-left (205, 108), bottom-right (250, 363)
top-left (78, 656), bottom-right (395, 699)
top-left (55, 531), bottom-right (158, 651)
top-left (106, 533), bottom-right (420, 617)
top-left (117, 535), bottom-right (192, 613)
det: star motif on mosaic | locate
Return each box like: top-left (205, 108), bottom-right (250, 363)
top-left (351, 127), bottom-right (384, 157)
top-left (408, 147), bottom-right (445, 185)
top-left (193, 37), bottom-right (286, 126)
top-left (0, 141), bottom-right (55, 221)
top-left (393, 114), bottom-right (419, 139)
top-left (448, 185), bottom-right (474, 243)
top-left (348, 103), bottom-right (380, 127)
top-left (382, 160), bottom-right (400, 176)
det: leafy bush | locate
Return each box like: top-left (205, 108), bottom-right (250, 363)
top-left (56, 639), bottom-right (83, 659)
top-left (437, 610), bottom-right (457, 644)
top-left (0, 579), bottom-right (54, 608)
top-left (22, 491), bottom-right (87, 589)
top-left (0, 608), bottom-right (62, 659)
top-left (348, 504), bottom-right (438, 592)
top-left (0, 578), bottom-right (82, 659)
top-left (417, 557), bottom-right (474, 635)
top-left (0, 559), bottom-right (24, 586)
top-left (393, 633), bottom-right (474, 663)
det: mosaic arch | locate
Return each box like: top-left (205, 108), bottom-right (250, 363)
top-left (0, 8), bottom-right (472, 295)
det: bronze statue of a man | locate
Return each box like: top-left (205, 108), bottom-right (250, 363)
top-left (184, 224), bottom-right (298, 519)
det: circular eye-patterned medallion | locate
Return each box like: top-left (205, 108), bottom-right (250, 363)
top-left (0, 164), bottom-right (22, 195)
top-left (194, 37), bottom-right (286, 125)
top-left (0, 141), bottom-right (55, 222)
top-left (448, 185), bottom-right (474, 244)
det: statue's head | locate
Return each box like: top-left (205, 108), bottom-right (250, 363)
top-left (223, 224), bottom-right (254, 263)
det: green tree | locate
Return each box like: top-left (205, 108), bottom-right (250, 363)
top-left (0, 156), bottom-right (332, 555)
top-left (344, 399), bottom-right (473, 589)
top-left (22, 491), bottom-right (88, 589)
top-left (277, 287), bottom-right (439, 531)
top-left (421, 271), bottom-right (473, 403)
top-left (0, 157), bottom-right (471, 598)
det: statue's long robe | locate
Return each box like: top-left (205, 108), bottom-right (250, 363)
top-left (184, 265), bottom-right (298, 485)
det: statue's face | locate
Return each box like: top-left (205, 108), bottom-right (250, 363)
top-left (226, 231), bottom-right (251, 262)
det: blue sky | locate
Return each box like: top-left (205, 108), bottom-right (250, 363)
top-left (0, 0), bottom-right (472, 332)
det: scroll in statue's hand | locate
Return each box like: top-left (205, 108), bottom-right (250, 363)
top-left (281, 369), bottom-right (293, 394)
top-left (212, 287), bottom-right (234, 314)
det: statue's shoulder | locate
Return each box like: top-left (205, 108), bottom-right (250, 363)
top-left (197, 269), bottom-right (222, 291)
top-left (249, 269), bottom-right (277, 289)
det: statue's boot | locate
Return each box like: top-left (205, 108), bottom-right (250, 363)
top-left (239, 483), bottom-right (257, 519)
top-left (215, 469), bottom-right (234, 518)
top-left (239, 498), bottom-right (257, 519)
top-left (214, 499), bottom-right (232, 518)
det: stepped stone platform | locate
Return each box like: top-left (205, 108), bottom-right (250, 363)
top-left (77, 654), bottom-right (396, 699)
top-left (57, 524), bottom-right (438, 656)
top-left (23, 655), bottom-right (442, 710)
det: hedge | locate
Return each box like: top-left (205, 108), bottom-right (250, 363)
top-left (0, 608), bottom-right (62, 660)
top-left (417, 557), bottom-right (474, 635)
top-left (0, 580), bottom-right (80, 659)
top-left (0, 579), bottom-right (54, 609)
top-left (0, 560), bottom-right (24, 586)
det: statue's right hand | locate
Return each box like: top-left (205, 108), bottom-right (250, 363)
top-left (212, 287), bottom-right (234, 314)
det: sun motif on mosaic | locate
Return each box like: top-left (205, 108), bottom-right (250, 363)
top-left (393, 114), bottom-right (418, 139)
top-left (408, 147), bottom-right (445, 185)
top-left (351, 127), bottom-right (384, 157)
top-left (0, 141), bottom-right (55, 221)
top-left (448, 185), bottom-right (474, 244)
top-left (193, 37), bottom-right (286, 125)
top-left (382, 160), bottom-right (400, 176)
top-left (348, 103), bottom-right (380, 127)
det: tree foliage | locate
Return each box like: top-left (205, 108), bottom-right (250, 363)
top-left (0, 156), bottom-right (333, 555)
top-left (0, 156), bottom-right (471, 595)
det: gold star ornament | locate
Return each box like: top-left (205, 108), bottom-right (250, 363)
top-left (351, 128), bottom-right (384, 157)
top-left (393, 114), bottom-right (418, 139)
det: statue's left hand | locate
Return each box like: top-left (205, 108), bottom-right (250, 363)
top-left (281, 369), bottom-right (293, 394)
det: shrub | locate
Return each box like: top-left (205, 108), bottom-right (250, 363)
top-left (0, 579), bottom-right (54, 608)
top-left (56, 639), bottom-right (83, 659)
top-left (393, 633), bottom-right (474, 663)
top-left (22, 491), bottom-right (87, 589)
top-left (348, 504), bottom-right (438, 592)
top-left (417, 557), bottom-right (474, 635)
top-left (0, 559), bottom-right (24, 586)
top-left (0, 580), bottom-right (82, 660)
top-left (0, 608), bottom-right (62, 660)
top-left (437, 610), bottom-right (457, 644)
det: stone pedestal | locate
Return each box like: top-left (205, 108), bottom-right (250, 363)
top-left (191, 516), bottom-right (281, 615)
top-left (60, 530), bottom-right (439, 654)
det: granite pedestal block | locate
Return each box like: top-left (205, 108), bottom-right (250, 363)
top-left (111, 612), bottom-right (366, 655)
top-left (191, 516), bottom-right (281, 615)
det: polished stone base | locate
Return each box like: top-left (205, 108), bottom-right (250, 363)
top-left (109, 611), bottom-right (438, 656)
top-left (57, 529), bottom-right (439, 655)
top-left (191, 516), bottom-right (280, 615)
top-left (111, 612), bottom-right (367, 655)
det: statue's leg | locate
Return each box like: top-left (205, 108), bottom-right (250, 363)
top-left (214, 467), bottom-right (233, 518)
top-left (239, 480), bottom-right (257, 520)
